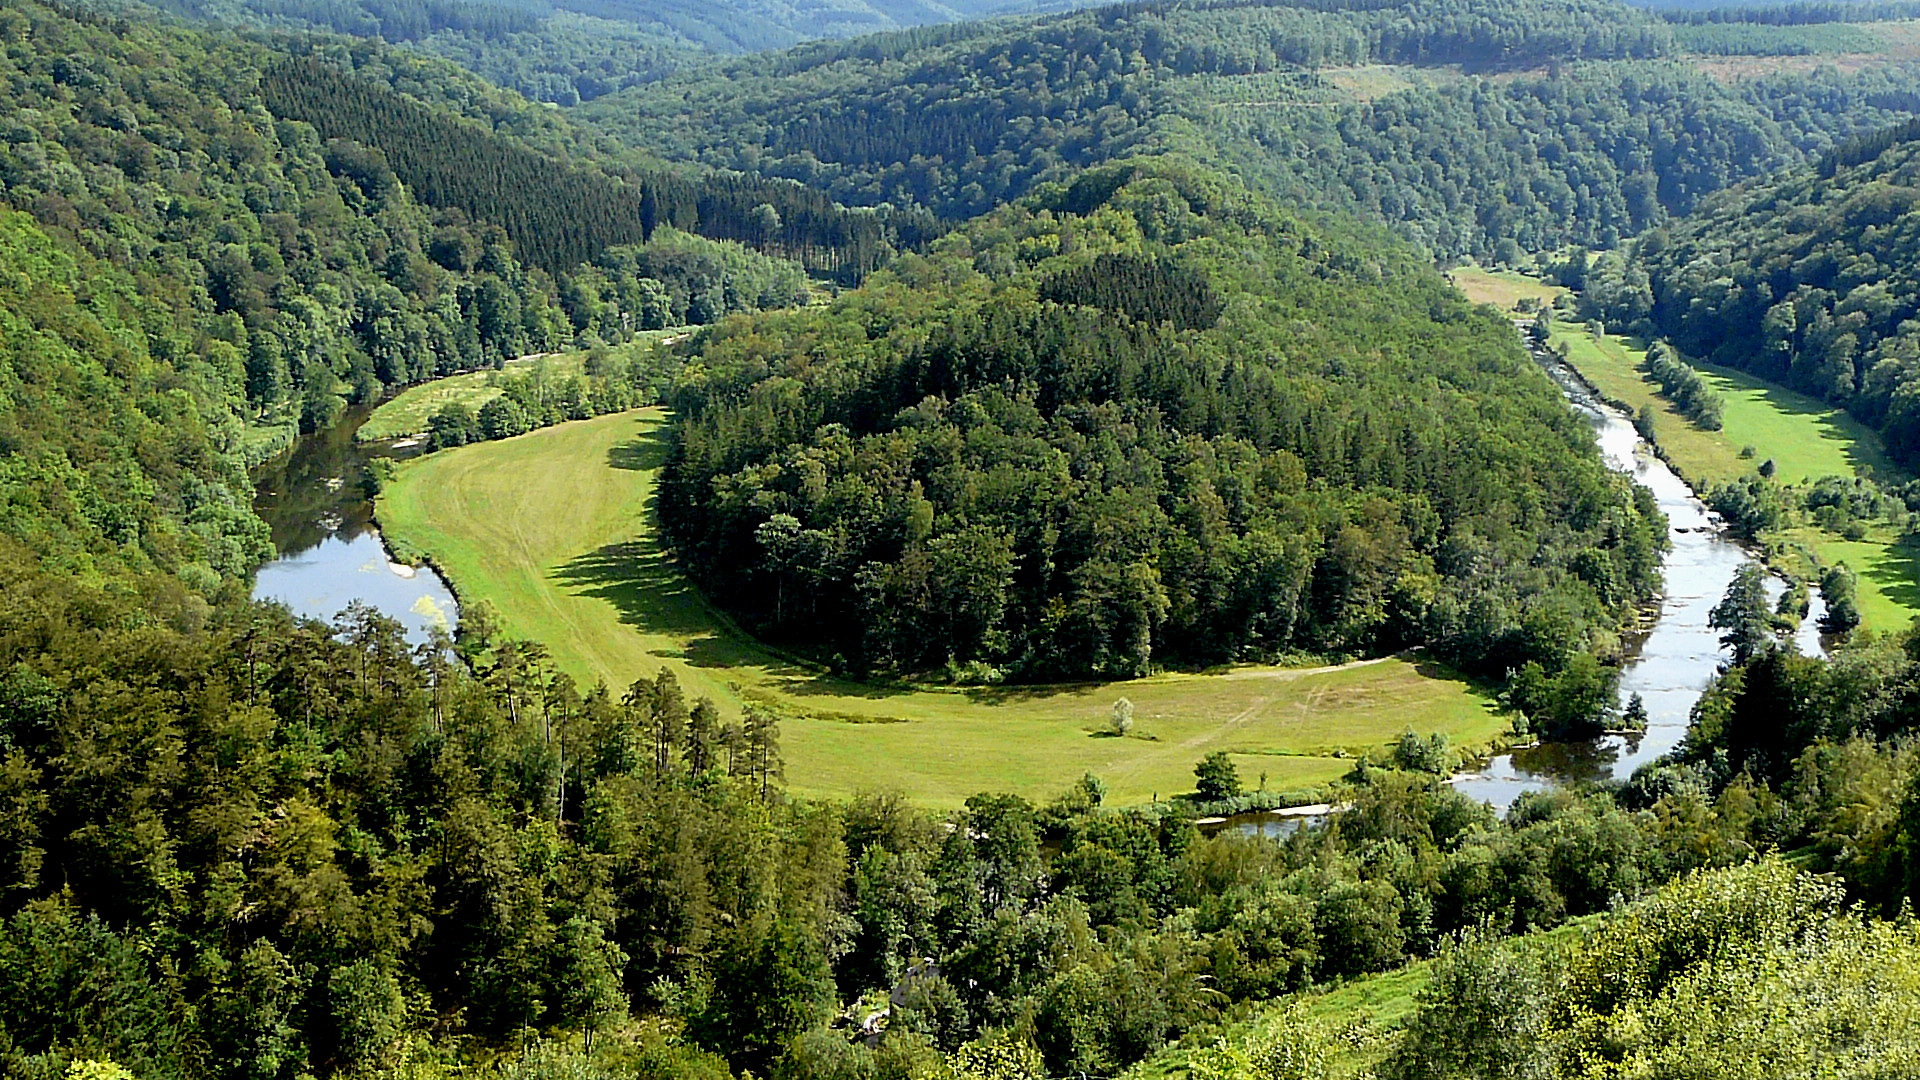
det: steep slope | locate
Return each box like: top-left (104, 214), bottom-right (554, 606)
top-left (0, 0), bottom-right (877, 584)
top-left (575, 0), bottom-right (1918, 256)
top-left (1592, 121), bottom-right (1920, 462)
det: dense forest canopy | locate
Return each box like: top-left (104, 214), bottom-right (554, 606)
top-left (0, 0), bottom-right (912, 473)
top-left (136, 0), bottom-right (1111, 104)
top-left (661, 162), bottom-right (1666, 680)
top-left (1585, 125), bottom-right (1920, 464)
top-left (11, 0), bottom-right (1920, 1075)
top-left (572, 0), bottom-right (1919, 255)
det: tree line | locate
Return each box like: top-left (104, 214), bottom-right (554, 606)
top-left (661, 162), bottom-right (1666, 682)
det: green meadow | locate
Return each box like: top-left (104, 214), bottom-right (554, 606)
top-left (1448, 265), bottom-right (1567, 313)
top-left (1548, 323), bottom-right (1920, 632)
top-left (357, 331), bottom-right (686, 443)
top-left (377, 409), bottom-right (1512, 808)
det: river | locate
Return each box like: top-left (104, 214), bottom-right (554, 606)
top-left (250, 403), bottom-right (458, 644)
top-left (1447, 354), bottom-right (1826, 808)
top-left (252, 356), bottom-right (1814, 811)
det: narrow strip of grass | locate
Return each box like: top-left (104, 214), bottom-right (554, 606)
top-left (1549, 323), bottom-right (1920, 631)
top-left (358, 354), bottom-right (586, 443)
top-left (359, 331), bottom-right (686, 444)
top-left (376, 409), bottom-right (1513, 807)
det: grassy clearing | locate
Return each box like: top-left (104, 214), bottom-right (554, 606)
top-left (1548, 323), bottom-right (1920, 631)
top-left (358, 332), bottom-right (685, 444)
top-left (359, 354), bottom-right (586, 443)
top-left (1447, 266), bottom-right (1566, 313)
top-left (377, 409), bottom-right (1512, 808)
top-left (1789, 526), bottom-right (1920, 633)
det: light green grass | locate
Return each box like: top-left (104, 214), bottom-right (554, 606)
top-left (1551, 325), bottom-right (1920, 631)
top-left (1548, 327), bottom-right (1901, 487)
top-left (359, 354), bottom-right (586, 443)
top-left (377, 409), bottom-right (1512, 807)
top-left (1788, 526), bottom-right (1920, 634)
top-left (1695, 361), bottom-right (1899, 485)
top-left (358, 332), bottom-right (687, 443)
top-left (1448, 266), bottom-right (1566, 313)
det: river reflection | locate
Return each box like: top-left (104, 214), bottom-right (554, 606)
top-left (1450, 357), bottom-right (1827, 810)
top-left (250, 404), bottom-right (457, 644)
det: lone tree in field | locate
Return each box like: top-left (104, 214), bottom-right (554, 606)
top-left (1194, 751), bottom-right (1243, 803)
top-left (1110, 697), bottom-right (1135, 736)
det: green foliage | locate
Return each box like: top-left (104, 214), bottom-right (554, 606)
top-left (1390, 730), bottom-right (1455, 776)
top-left (1640, 342), bottom-right (1724, 430)
top-left (1820, 561), bottom-right (1864, 634)
top-left (1195, 752), bottom-right (1244, 804)
top-left (578, 2), bottom-right (1916, 258)
top-left (326, 959), bottom-right (405, 1073)
top-left (1606, 130), bottom-right (1920, 469)
top-left (1710, 562), bottom-right (1776, 663)
top-left (1507, 653), bottom-right (1617, 740)
top-left (1386, 859), bottom-right (1920, 1078)
top-left (663, 167), bottom-right (1665, 679)
top-left (260, 54), bottom-right (920, 282)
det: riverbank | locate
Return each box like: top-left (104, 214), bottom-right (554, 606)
top-left (372, 407), bottom-right (1517, 808)
top-left (249, 399), bottom-right (459, 644)
top-left (1547, 322), bottom-right (1918, 632)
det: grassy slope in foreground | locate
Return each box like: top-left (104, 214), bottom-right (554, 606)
top-left (376, 408), bottom-right (1511, 808)
top-left (1127, 915), bottom-right (1600, 1080)
top-left (1544, 322), bottom-right (1920, 631)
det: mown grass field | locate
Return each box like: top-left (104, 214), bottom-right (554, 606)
top-left (1547, 323), bottom-right (1920, 632)
top-left (377, 409), bottom-right (1512, 808)
top-left (1448, 265), bottom-right (1566, 313)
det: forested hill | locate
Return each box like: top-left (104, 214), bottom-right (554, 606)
top-left (1586, 121), bottom-right (1920, 463)
top-left (138, 0), bottom-right (1108, 105)
top-left (576, 0), bottom-right (1919, 257)
top-left (0, 0), bottom-right (893, 580)
top-left (662, 161), bottom-right (1667, 682)
top-left (156, 0), bottom-right (1102, 52)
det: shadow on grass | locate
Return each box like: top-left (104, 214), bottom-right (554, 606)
top-left (1699, 362), bottom-right (1905, 481)
top-left (550, 442), bottom-right (915, 703)
top-left (1854, 537), bottom-right (1920, 621)
top-left (607, 427), bottom-right (670, 473)
top-left (961, 680), bottom-right (1102, 706)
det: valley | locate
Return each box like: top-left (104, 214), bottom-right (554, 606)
top-left (9, 0), bottom-right (1920, 1075)
top-left (375, 407), bottom-right (1508, 808)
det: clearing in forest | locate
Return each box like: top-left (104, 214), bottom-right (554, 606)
top-left (1448, 265), bottom-right (1566, 313)
top-left (376, 409), bottom-right (1511, 807)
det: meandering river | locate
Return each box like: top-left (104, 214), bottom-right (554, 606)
top-left (1446, 354), bottom-right (1827, 809)
top-left (250, 404), bottom-right (458, 644)
top-left (252, 353), bottom-right (1820, 811)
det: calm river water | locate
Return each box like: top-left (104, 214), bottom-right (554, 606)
top-left (1447, 356), bottom-right (1826, 808)
top-left (250, 405), bottom-right (458, 644)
